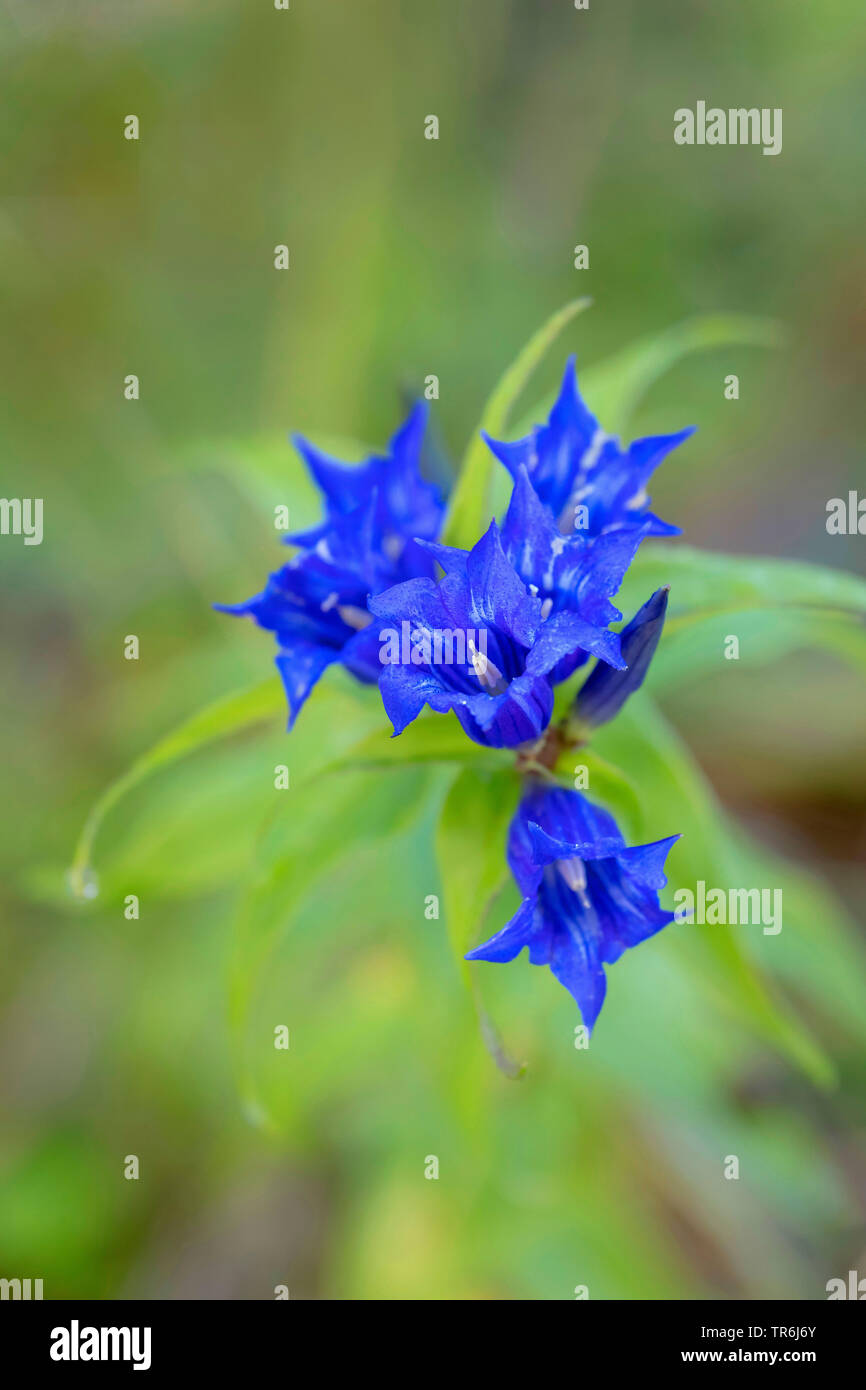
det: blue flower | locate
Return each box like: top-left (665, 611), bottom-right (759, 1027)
top-left (466, 784), bottom-right (679, 1031)
top-left (368, 521), bottom-right (625, 748)
top-left (289, 401), bottom-right (444, 561)
top-left (216, 403), bottom-right (444, 726)
top-left (573, 586), bottom-right (669, 730)
top-left (483, 356), bottom-right (694, 538)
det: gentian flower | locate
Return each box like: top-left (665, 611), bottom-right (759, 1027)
top-left (216, 402), bottom-right (445, 726)
top-left (466, 784), bottom-right (680, 1031)
top-left (483, 355), bottom-right (694, 538)
top-left (289, 401), bottom-right (443, 563)
top-left (368, 521), bottom-right (626, 748)
top-left (573, 586), bottom-right (669, 730)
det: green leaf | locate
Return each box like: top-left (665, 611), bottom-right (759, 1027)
top-left (68, 673), bottom-right (380, 901)
top-left (442, 298), bottom-right (591, 550)
top-left (68, 677), bottom-right (284, 898)
top-left (621, 543), bottom-right (866, 627)
top-left (647, 607), bottom-right (866, 693)
top-left (511, 312), bottom-right (783, 439)
top-left (437, 766), bottom-right (520, 960)
top-left (228, 765), bottom-right (433, 1124)
top-left (612, 544), bottom-right (866, 693)
top-left (435, 765), bottom-right (525, 1077)
top-left (721, 822), bottom-right (866, 1050)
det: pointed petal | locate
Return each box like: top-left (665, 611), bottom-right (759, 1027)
top-left (275, 643), bottom-right (338, 728)
top-left (525, 611), bottom-right (625, 678)
top-left (388, 399), bottom-right (429, 461)
top-left (481, 429), bottom-right (536, 481)
top-left (548, 354), bottom-right (599, 449)
top-left (568, 525), bottom-right (648, 626)
top-left (465, 520), bottom-right (541, 647)
top-left (549, 923), bottom-right (607, 1034)
top-left (415, 537), bottom-right (468, 574)
top-left (626, 426), bottom-right (695, 482)
top-left (466, 897), bottom-right (538, 963)
top-left (574, 587), bottom-right (669, 727)
top-left (615, 833), bottom-right (681, 890)
top-left (377, 661), bottom-right (460, 736)
top-left (292, 434), bottom-right (380, 515)
top-left (500, 466), bottom-right (564, 590)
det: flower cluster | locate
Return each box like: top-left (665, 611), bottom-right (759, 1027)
top-left (216, 403), bottom-right (444, 725)
top-left (219, 357), bottom-right (692, 1033)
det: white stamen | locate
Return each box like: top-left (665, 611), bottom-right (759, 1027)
top-left (468, 637), bottom-right (508, 695)
top-left (556, 429), bottom-right (610, 532)
top-left (582, 427), bottom-right (610, 473)
top-left (540, 596), bottom-right (554, 621)
top-left (557, 856), bottom-right (592, 909)
top-left (320, 591), bottom-right (339, 612)
top-left (383, 532), bottom-right (404, 561)
top-left (543, 534), bottom-right (566, 591)
top-left (336, 604), bottom-right (372, 631)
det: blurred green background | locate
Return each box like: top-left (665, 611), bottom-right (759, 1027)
top-left (1, 0), bottom-right (865, 1299)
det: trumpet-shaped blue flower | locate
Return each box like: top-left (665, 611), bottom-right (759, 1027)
top-left (574, 586), bottom-right (669, 729)
top-left (483, 356), bottom-right (694, 538)
top-left (368, 521), bottom-right (626, 748)
top-left (466, 784), bottom-right (679, 1030)
top-left (216, 403), bottom-right (445, 726)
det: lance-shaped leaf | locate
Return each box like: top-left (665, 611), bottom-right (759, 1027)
top-left (435, 766), bottom-right (525, 1077)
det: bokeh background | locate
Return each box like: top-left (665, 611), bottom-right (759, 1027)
top-left (1, 0), bottom-right (865, 1299)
